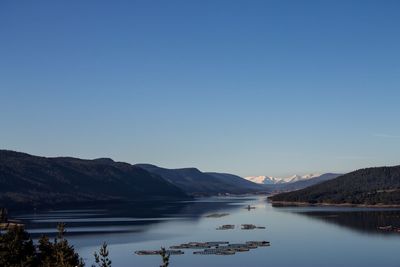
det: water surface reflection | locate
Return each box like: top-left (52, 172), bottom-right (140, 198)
top-left (272, 205), bottom-right (400, 235)
top-left (16, 197), bottom-right (245, 238)
top-left (13, 197), bottom-right (400, 267)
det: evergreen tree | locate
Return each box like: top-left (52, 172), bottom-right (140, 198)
top-left (37, 235), bottom-right (56, 267)
top-left (0, 222), bottom-right (114, 267)
top-left (159, 247), bottom-right (169, 267)
top-left (0, 225), bottom-right (38, 267)
top-left (37, 223), bottom-right (84, 267)
top-left (92, 242), bottom-right (112, 267)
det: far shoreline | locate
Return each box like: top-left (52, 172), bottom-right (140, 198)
top-left (268, 200), bottom-right (400, 209)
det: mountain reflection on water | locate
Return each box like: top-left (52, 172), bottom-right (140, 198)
top-left (272, 205), bottom-right (400, 235)
top-left (15, 197), bottom-right (244, 238)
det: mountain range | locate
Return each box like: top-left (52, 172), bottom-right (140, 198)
top-left (245, 174), bottom-right (323, 184)
top-left (263, 173), bottom-right (342, 192)
top-left (245, 173), bottom-right (342, 192)
top-left (0, 150), bottom-right (267, 209)
top-left (6, 149), bottom-right (397, 209)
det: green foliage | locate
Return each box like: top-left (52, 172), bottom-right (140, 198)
top-left (0, 150), bottom-right (188, 210)
top-left (159, 247), bottom-right (169, 267)
top-left (0, 225), bottom-right (37, 267)
top-left (92, 242), bottom-right (112, 267)
top-left (38, 222), bottom-right (84, 267)
top-left (270, 166), bottom-right (400, 205)
top-left (37, 235), bottom-right (53, 266)
top-left (0, 223), bottom-right (85, 267)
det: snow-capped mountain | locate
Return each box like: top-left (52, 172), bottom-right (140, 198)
top-left (245, 174), bottom-right (321, 185)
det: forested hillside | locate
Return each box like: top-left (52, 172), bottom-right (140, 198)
top-left (269, 166), bottom-right (400, 205)
top-left (0, 150), bottom-right (188, 209)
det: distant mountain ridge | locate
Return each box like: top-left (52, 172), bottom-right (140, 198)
top-left (269, 166), bottom-right (400, 206)
top-left (264, 173), bottom-right (342, 192)
top-left (136, 164), bottom-right (266, 196)
top-left (246, 173), bottom-right (323, 185)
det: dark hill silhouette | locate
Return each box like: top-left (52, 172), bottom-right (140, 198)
top-left (0, 150), bottom-right (188, 209)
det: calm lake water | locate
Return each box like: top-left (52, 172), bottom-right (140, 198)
top-left (15, 196), bottom-right (400, 267)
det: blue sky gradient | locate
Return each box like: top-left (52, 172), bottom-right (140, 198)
top-left (1, 0), bottom-right (400, 176)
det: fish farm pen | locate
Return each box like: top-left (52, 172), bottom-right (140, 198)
top-left (135, 241), bottom-right (271, 256)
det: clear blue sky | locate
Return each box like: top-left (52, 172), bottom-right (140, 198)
top-left (1, 0), bottom-right (400, 177)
